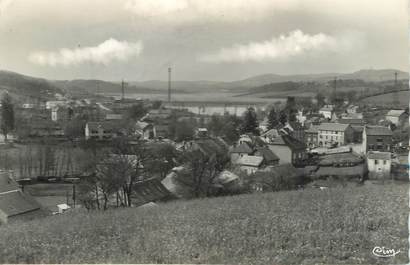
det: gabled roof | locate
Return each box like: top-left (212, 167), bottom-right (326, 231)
top-left (305, 125), bottom-right (319, 134)
top-left (337, 118), bottom-right (364, 125)
top-left (195, 138), bottom-right (228, 157)
top-left (365, 126), bottom-right (392, 136)
top-left (279, 134), bottom-right (306, 150)
top-left (319, 152), bottom-right (364, 166)
top-left (255, 147), bottom-right (279, 162)
top-left (132, 178), bottom-right (174, 207)
top-left (237, 155), bottom-right (264, 167)
top-left (318, 123), bottom-right (350, 132)
top-left (0, 191), bottom-right (41, 217)
top-left (386, 109), bottom-right (405, 117)
top-left (367, 151), bottom-right (391, 160)
top-left (230, 143), bottom-right (253, 154)
top-left (0, 172), bottom-right (19, 193)
top-left (87, 121), bottom-right (118, 132)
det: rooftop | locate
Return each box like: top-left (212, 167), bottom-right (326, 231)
top-left (315, 164), bottom-right (366, 177)
top-left (255, 147), bottom-right (279, 162)
top-left (0, 190), bottom-right (41, 217)
top-left (365, 126), bottom-right (392, 136)
top-left (367, 151), bottom-right (391, 160)
top-left (318, 123), bottom-right (350, 132)
top-left (386, 109), bottom-right (405, 117)
top-left (230, 143), bottom-right (253, 154)
top-left (237, 155), bottom-right (264, 167)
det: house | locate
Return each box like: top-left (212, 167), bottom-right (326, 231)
top-left (189, 137), bottom-right (229, 158)
top-left (317, 123), bottom-right (354, 148)
top-left (46, 100), bottom-right (67, 109)
top-left (261, 129), bottom-right (280, 143)
top-left (367, 151), bottom-right (391, 180)
top-left (85, 121), bottom-right (118, 140)
top-left (132, 178), bottom-right (175, 207)
top-left (57, 203), bottom-right (71, 214)
top-left (51, 107), bottom-right (73, 122)
top-left (254, 147), bottom-right (280, 166)
top-left (230, 142), bottom-right (253, 163)
top-left (0, 172), bottom-right (47, 224)
top-left (346, 105), bottom-right (359, 114)
top-left (305, 125), bottom-right (319, 148)
top-left (142, 108), bottom-right (173, 122)
top-left (319, 105), bottom-right (334, 119)
top-left (196, 128), bottom-right (208, 138)
top-left (385, 109), bottom-right (406, 125)
top-left (362, 126), bottom-right (392, 153)
top-left (236, 155), bottom-right (264, 175)
top-left (29, 121), bottom-right (65, 137)
top-left (105, 113), bottom-right (123, 120)
top-left (135, 121), bottom-right (155, 140)
top-left (284, 121), bottom-right (305, 142)
top-left (337, 118), bottom-right (365, 143)
top-left (267, 134), bottom-right (306, 167)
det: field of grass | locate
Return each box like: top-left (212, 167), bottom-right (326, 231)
top-left (0, 182), bottom-right (408, 264)
top-left (362, 90), bottom-right (409, 107)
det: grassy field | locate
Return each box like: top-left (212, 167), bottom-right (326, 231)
top-left (0, 182), bottom-right (408, 264)
top-left (362, 91), bottom-right (409, 107)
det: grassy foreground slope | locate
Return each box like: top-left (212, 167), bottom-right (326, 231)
top-left (0, 183), bottom-right (408, 264)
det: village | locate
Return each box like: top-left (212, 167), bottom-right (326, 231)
top-left (0, 83), bottom-right (408, 224)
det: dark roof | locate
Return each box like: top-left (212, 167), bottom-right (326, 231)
top-left (305, 125), bottom-right (319, 134)
top-left (195, 138), bottom-right (228, 157)
top-left (365, 126), bottom-right (392, 136)
top-left (0, 172), bottom-right (19, 193)
top-left (281, 134), bottom-right (306, 150)
top-left (319, 152), bottom-right (364, 166)
top-left (315, 164), bottom-right (366, 177)
top-left (231, 143), bottom-right (253, 154)
top-left (131, 178), bottom-right (174, 207)
top-left (367, 151), bottom-right (391, 160)
top-left (337, 118), bottom-right (364, 125)
top-left (255, 147), bottom-right (279, 162)
top-left (0, 191), bottom-right (41, 217)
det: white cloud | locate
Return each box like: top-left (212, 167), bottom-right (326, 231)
top-left (28, 38), bottom-right (143, 66)
top-left (199, 30), bottom-right (364, 63)
top-left (0, 0), bottom-right (13, 15)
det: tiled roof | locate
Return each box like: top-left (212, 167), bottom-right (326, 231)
top-left (237, 155), bottom-right (264, 167)
top-left (131, 178), bottom-right (174, 207)
top-left (255, 147), bottom-right (279, 162)
top-left (0, 191), bottom-right (41, 217)
top-left (318, 123), bottom-right (350, 132)
top-left (319, 152), bottom-right (364, 166)
top-left (195, 138), bottom-right (228, 157)
top-left (0, 172), bottom-right (19, 193)
top-left (305, 125), bottom-right (319, 133)
top-left (367, 151), bottom-right (391, 160)
top-left (365, 126), bottom-right (392, 136)
top-left (337, 118), bottom-right (364, 125)
top-left (230, 143), bottom-right (253, 154)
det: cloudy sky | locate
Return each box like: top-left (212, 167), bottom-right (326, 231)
top-left (0, 0), bottom-right (408, 81)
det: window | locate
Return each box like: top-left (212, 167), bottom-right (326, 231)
top-left (383, 160), bottom-right (387, 165)
top-left (374, 159), bottom-right (378, 165)
top-left (376, 138), bottom-right (383, 143)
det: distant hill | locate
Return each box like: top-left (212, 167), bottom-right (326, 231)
top-left (0, 70), bottom-right (62, 100)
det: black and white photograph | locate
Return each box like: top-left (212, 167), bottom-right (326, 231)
top-left (0, 0), bottom-right (408, 264)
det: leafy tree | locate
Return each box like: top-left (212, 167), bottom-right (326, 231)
top-left (174, 120), bottom-right (195, 142)
top-left (279, 110), bottom-right (287, 125)
top-left (0, 93), bottom-right (15, 140)
top-left (241, 107), bottom-right (259, 135)
top-left (315, 92), bottom-right (326, 108)
top-left (267, 107), bottom-right (279, 130)
top-left (175, 150), bottom-right (229, 198)
top-left (126, 103), bottom-right (147, 121)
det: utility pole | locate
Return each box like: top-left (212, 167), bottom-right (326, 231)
top-left (394, 72), bottom-right (398, 86)
top-left (121, 79), bottom-right (125, 101)
top-left (168, 67), bottom-right (171, 103)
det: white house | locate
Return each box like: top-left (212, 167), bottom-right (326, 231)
top-left (385, 109), bottom-right (406, 125)
top-left (319, 105), bottom-right (334, 119)
top-left (236, 156), bottom-right (264, 175)
top-left (317, 123), bottom-right (354, 148)
top-left (367, 151), bottom-right (391, 179)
